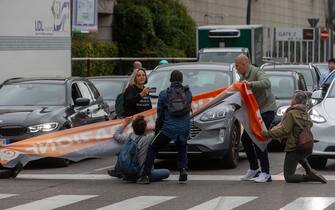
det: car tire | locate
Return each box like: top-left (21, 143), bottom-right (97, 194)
top-left (307, 156), bottom-right (328, 169)
top-left (219, 122), bottom-right (240, 169)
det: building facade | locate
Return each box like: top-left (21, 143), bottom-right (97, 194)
top-left (97, 0), bottom-right (328, 40)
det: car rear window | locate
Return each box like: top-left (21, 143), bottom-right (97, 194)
top-left (148, 69), bottom-right (232, 96)
top-left (0, 83), bottom-right (66, 106)
top-left (91, 80), bottom-right (126, 100)
top-left (268, 75), bottom-right (295, 99)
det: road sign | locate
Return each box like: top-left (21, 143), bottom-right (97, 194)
top-left (320, 29), bottom-right (329, 40)
top-left (276, 28), bottom-right (303, 41)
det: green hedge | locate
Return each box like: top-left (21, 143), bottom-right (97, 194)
top-left (72, 34), bottom-right (118, 76)
top-left (113, 0), bottom-right (196, 73)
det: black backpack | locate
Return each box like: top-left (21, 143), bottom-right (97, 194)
top-left (166, 85), bottom-right (191, 117)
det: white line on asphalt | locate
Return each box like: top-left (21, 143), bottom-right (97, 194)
top-left (187, 196), bottom-right (258, 210)
top-left (279, 197), bottom-right (335, 210)
top-left (15, 173), bottom-right (335, 181)
top-left (93, 165), bottom-right (115, 172)
top-left (96, 196), bottom-right (176, 210)
top-left (5, 195), bottom-right (98, 210)
top-left (0, 194), bottom-right (18, 199)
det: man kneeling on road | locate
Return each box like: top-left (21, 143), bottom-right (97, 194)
top-left (137, 70), bottom-right (192, 184)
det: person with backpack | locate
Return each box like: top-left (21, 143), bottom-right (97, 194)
top-left (108, 115), bottom-right (170, 182)
top-left (262, 91), bottom-right (326, 184)
top-left (122, 68), bottom-right (152, 117)
top-left (137, 70), bottom-right (192, 184)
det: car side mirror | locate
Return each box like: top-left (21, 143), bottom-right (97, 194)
top-left (74, 98), bottom-right (90, 107)
top-left (311, 90), bottom-right (323, 100)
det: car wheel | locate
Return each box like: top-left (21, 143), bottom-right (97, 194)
top-left (219, 122), bottom-right (240, 169)
top-left (307, 156), bottom-right (328, 169)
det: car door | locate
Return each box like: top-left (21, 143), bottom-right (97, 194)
top-left (86, 81), bottom-right (109, 123)
top-left (69, 82), bottom-right (91, 127)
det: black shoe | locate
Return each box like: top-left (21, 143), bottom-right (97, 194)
top-left (179, 168), bottom-right (188, 182)
top-left (10, 163), bottom-right (23, 178)
top-left (107, 169), bottom-right (122, 178)
top-left (307, 170), bottom-right (327, 184)
top-left (0, 169), bottom-right (14, 179)
top-left (136, 176), bottom-right (150, 184)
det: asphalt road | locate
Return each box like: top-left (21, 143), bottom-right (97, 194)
top-left (1, 152), bottom-right (335, 210)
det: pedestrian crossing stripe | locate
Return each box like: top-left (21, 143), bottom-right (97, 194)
top-left (187, 196), bottom-right (258, 210)
top-left (1, 194), bottom-right (335, 210)
top-left (4, 195), bottom-right (97, 210)
top-left (279, 197), bottom-right (335, 210)
top-left (0, 194), bottom-right (18, 199)
top-left (96, 196), bottom-right (176, 210)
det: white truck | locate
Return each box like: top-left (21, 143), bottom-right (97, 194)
top-left (0, 0), bottom-right (71, 83)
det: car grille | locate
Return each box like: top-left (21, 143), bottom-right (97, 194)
top-left (190, 123), bottom-right (201, 139)
top-left (0, 126), bottom-right (27, 136)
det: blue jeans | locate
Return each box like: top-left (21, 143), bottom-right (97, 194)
top-left (149, 169), bottom-right (170, 182)
top-left (143, 132), bottom-right (188, 176)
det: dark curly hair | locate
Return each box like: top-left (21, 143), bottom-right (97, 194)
top-left (132, 115), bottom-right (147, 135)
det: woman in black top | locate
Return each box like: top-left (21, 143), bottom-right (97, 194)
top-left (123, 68), bottom-right (152, 116)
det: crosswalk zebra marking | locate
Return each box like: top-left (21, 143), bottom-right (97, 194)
top-left (187, 196), bottom-right (258, 210)
top-left (5, 195), bottom-right (98, 210)
top-left (0, 194), bottom-right (18, 199)
top-left (96, 196), bottom-right (176, 210)
top-left (279, 197), bottom-right (335, 210)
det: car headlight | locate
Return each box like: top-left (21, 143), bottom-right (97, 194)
top-left (28, 122), bottom-right (59, 133)
top-left (309, 109), bottom-right (326, 123)
top-left (276, 106), bottom-right (290, 117)
top-left (200, 107), bottom-right (230, 121)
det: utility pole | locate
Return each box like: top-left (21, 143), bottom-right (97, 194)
top-left (246, 0), bottom-right (251, 24)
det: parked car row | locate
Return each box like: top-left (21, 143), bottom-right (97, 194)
top-left (0, 61), bottom-right (333, 169)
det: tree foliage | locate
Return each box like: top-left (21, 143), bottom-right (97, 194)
top-left (113, 0), bottom-right (196, 58)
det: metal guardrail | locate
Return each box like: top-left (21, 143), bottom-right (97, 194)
top-left (72, 57), bottom-right (198, 61)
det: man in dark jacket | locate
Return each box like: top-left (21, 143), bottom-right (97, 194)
top-left (262, 91), bottom-right (326, 183)
top-left (137, 70), bottom-right (192, 184)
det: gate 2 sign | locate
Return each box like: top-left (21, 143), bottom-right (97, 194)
top-left (276, 28), bottom-right (303, 41)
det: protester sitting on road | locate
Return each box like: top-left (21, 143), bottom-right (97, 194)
top-left (262, 91), bottom-right (327, 184)
top-left (137, 70), bottom-right (192, 184)
top-left (123, 68), bottom-right (152, 117)
top-left (108, 115), bottom-right (170, 182)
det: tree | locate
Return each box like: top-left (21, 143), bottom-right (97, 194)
top-left (113, 0), bottom-right (196, 58)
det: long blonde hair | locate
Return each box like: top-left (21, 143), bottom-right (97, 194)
top-left (128, 67), bottom-right (148, 86)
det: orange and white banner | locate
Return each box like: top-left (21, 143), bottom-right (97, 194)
top-left (0, 83), bottom-right (268, 168)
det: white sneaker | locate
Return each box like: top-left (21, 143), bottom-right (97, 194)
top-left (240, 169), bottom-right (261, 181)
top-left (254, 172), bottom-right (272, 183)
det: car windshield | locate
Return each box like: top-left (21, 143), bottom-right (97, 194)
top-left (0, 83), bottom-right (66, 106)
top-left (91, 80), bottom-right (126, 100)
top-left (148, 69), bottom-right (232, 96)
top-left (315, 64), bottom-right (329, 74)
top-left (268, 75), bottom-right (295, 99)
top-left (198, 52), bottom-right (241, 63)
top-left (267, 68), bottom-right (313, 90)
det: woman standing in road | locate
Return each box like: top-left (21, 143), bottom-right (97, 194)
top-left (123, 68), bottom-right (152, 117)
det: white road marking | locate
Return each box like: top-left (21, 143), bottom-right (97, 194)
top-left (187, 196), bottom-right (258, 210)
top-left (93, 165), bottom-right (115, 172)
top-left (5, 195), bottom-right (97, 210)
top-left (16, 173), bottom-right (335, 181)
top-left (0, 194), bottom-right (18, 199)
top-left (96, 196), bottom-right (175, 210)
top-left (279, 197), bottom-right (335, 210)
